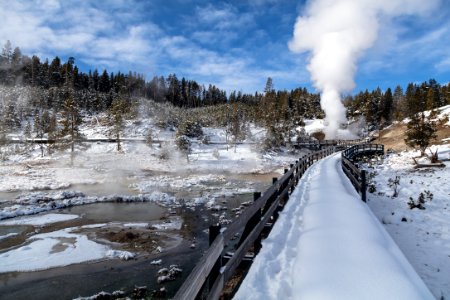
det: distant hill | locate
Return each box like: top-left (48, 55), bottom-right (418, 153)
top-left (375, 105), bottom-right (450, 151)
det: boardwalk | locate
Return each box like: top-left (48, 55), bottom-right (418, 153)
top-left (234, 152), bottom-right (433, 300)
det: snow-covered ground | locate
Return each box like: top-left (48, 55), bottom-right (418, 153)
top-left (0, 226), bottom-right (110, 273)
top-left (365, 144), bottom-right (450, 299)
top-left (235, 153), bottom-right (434, 300)
top-left (401, 104), bottom-right (450, 126)
top-left (0, 213), bottom-right (78, 225)
top-left (0, 113), bottom-right (299, 197)
top-left (0, 113), bottom-right (306, 277)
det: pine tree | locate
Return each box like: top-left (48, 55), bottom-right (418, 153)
top-left (227, 103), bottom-right (247, 152)
top-left (405, 111), bottom-right (437, 156)
top-left (1, 40), bottom-right (12, 68)
top-left (11, 47), bottom-right (22, 84)
top-left (380, 88), bottom-right (393, 125)
top-left (109, 96), bottom-right (127, 151)
top-left (98, 70), bottom-right (110, 93)
top-left (393, 85), bottom-right (405, 120)
top-left (60, 92), bottom-right (81, 155)
top-left (49, 56), bottom-right (62, 87)
top-left (0, 40), bottom-right (13, 85)
top-left (425, 88), bottom-right (435, 110)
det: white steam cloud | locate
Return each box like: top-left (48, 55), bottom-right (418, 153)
top-left (289, 0), bottom-right (440, 139)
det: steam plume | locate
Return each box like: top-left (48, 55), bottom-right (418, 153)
top-left (289, 0), bottom-right (440, 139)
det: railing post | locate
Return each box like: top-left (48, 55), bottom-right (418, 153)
top-left (270, 177), bottom-right (281, 222)
top-left (253, 192), bottom-right (262, 255)
top-left (209, 224), bottom-right (222, 290)
top-left (361, 170), bottom-right (367, 202)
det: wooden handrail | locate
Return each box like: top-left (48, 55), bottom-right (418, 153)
top-left (341, 144), bottom-right (384, 202)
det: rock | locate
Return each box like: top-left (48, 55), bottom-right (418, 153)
top-left (132, 286), bottom-right (147, 298)
top-left (150, 259), bottom-right (162, 265)
top-left (92, 291), bottom-right (112, 300)
top-left (158, 268), bottom-right (169, 275)
top-left (111, 290), bottom-right (125, 298)
top-left (152, 287), bottom-right (167, 298)
top-left (156, 265), bottom-right (183, 284)
top-left (157, 275), bottom-right (170, 283)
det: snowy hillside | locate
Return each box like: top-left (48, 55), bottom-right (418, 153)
top-left (365, 145), bottom-right (450, 298)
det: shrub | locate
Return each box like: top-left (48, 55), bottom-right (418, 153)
top-left (177, 120), bottom-right (203, 139)
top-left (176, 135), bottom-right (191, 153)
top-left (213, 148), bottom-right (220, 159)
top-left (262, 126), bottom-right (285, 151)
top-left (202, 135), bottom-right (210, 145)
top-left (387, 176), bottom-right (400, 198)
top-left (158, 143), bottom-right (171, 160)
top-left (407, 190), bottom-right (433, 210)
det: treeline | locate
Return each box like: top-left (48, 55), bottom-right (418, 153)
top-left (345, 79), bottom-right (450, 129)
top-left (0, 41), bottom-right (324, 112)
top-left (0, 41), bottom-right (233, 108)
top-left (1, 40), bottom-right (449, 140)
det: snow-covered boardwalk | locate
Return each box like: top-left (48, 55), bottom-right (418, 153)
top-left (234, 153), bottom-right (433, 300)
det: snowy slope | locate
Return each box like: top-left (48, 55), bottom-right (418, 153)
top-left (234, 153), bottom-right (433, 300)
top-left (366, 145), bottom-right (450, 298)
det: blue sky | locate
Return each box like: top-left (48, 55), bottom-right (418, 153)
top-left (0, 0), bottom-right (449, 94)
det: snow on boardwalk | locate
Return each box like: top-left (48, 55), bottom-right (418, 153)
top-left (234, 153), bottom-right (433, 300)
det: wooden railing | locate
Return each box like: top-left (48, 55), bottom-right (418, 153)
top-left (341, 144), bottom-right (384, 202)
top-left (174, 146), bottom-right (337, 300)
top-left (294, 139), bottom-right (361, 150)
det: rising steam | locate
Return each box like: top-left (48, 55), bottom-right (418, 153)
top-left (289, 0), bottom-right (440, 139)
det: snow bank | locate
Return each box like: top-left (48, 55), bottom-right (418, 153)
top-left (0, 191), bottom-right (176, 220)
top-left (235, 153), bottom-right (433, 300)
top-left (106, 250), bottom-right (136, 261)
top-left (0, 213), bottom-right (79, 226)
top-left (0, 228), bottom-right (109, 273)
top-left (0, 225), bottom-right (138, 273)
top-left (0, 232), bottom-right (18, 240)
top-left (151, 217), bottom-right (182, 230)
top-left (122, 222), bottom-right (148, 228)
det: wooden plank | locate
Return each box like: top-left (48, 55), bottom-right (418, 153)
top-left (277, 168), bottom-right (295, 188)
top-left (278, 178), bottom-right (294, 201)
top-left (223, 193), bottom-right (282, 283)
top-left (342, 156), bottom-right (361, 175)
top-left (222, 185), bottom-right (276, 241)
top-left (173, 235), bottom-right (224, 300)
top-left (207, 274), bottom-right (224, 300)
top-left (342, 165), bottom-right (361, 191)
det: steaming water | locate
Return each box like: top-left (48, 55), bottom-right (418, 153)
top-left (0, 171), bottom-right (277, 299)
top-left (65, 202), bottom-right (165, 223)
top-left (289, 0), bottom-right (439, 139)
top-left (0, 205), bottom-right (209, 299)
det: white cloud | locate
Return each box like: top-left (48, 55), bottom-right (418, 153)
top-left (0, 0), bottom-right (316, 93)
top-left (195, 3), bottom-right (254, 30)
